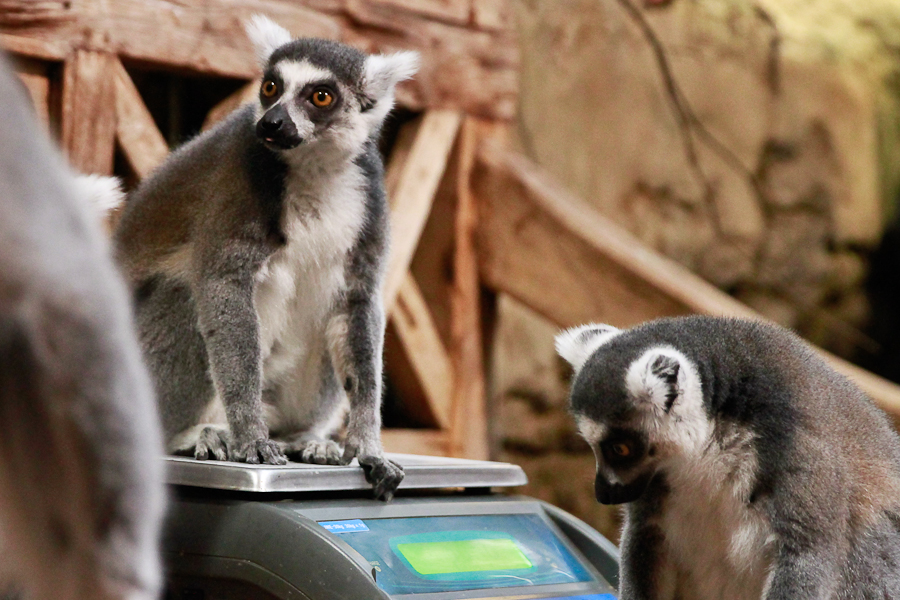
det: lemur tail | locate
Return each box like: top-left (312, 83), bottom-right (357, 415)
top-left (72, 173), bottom-right (126, 218)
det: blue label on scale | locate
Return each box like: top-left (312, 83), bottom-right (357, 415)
top-left (320, 519), bottom-right (369, 533)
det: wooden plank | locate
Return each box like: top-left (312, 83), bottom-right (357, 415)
top-left (384, 109), bottom-right (462, 311)
top-left (202, 81), bottom-right (257, 132)
top-left (0, 1), bottom-right (72, 26)
top-left (0, 0), bottom-right (519, 120)
top-left (91, 0), bottom-right (342, 80)
top-left (383, 429), bottom-right (449, 456)
top-left (112, 58), bottom-right (168, 179)
top-left (471, 0), bottom-right (511, 31)
top-left (341, 3), bottom-right (518, 117)
top-left (448, 118), bottom-right (489, 460)
top-left (0, 33), bottom-right (68, 61)
top-left (362, 0), bottom-right (471, 25)
top-left (473, 143), bottom-right (900, 418)
top-left (61, 50), bottom-right (116, 174)
top-left (393, 275), bottom-right (455, 429)
top-left (473, 142), bottom-right (755, 329)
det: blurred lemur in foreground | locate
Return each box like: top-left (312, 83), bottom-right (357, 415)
top-left (113, 16), bottom-right (417, 499)
top-left (556, 316), bottom-right (900, 599)
top-left (0, 54), bottom-right (164, 600)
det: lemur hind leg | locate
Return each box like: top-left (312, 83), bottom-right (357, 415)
top-left (134, 280), bottom-right (216, 449)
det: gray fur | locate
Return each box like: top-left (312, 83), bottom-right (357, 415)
top-left (0, 54), bottom-right (164, 600)
top-left (113, 18), bottom-right (417, 500)
top-left (557, 316), bottom-right (900, 600)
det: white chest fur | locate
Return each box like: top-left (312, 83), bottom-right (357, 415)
top-left (253, 159), bottom-right (367, 393)
top-left (655, 428), bottom-right (775, 599)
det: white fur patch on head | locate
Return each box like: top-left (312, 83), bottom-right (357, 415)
top-left (625, 346), bottom-right (709, 455)
top-left (362, 51), bottom-right (419, 102)
top-left (555, 323), bottom-right (621, 373)
top-left (575, 415), bottom-right (607, 447)
top-left (245, 14), bottom-right (293, 64)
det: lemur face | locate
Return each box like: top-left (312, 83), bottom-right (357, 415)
top-left (245, 16), bottom-right (418, 155)
top-left (556, 324), bottom-right (710, 505)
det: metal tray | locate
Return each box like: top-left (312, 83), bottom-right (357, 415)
top-left (165, 453), bottom-right (528, 493)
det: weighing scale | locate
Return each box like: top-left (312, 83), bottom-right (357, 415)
top-left (163, 454), bottom-right (620, 600)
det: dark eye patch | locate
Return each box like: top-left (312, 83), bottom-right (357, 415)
top-left (259, 70), bottom-right (284, 107)
top-left (600, 428), bottom-right (648, 467)
top-left (290, 79), bottom-right (343, 126)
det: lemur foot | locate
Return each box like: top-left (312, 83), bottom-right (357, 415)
top-left (194, 426), bottom-right (229, 461)
top-left (282, 439), bottom-right (343, 465)
top-left (343, 450), bottom-right (404, 501)
top-left (230, 438), bottom-right (287, 465)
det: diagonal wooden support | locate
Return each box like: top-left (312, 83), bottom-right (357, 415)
top-left (383, 109), bottom-right (462, 311)
top-left (379, 111), bottom-right (463, 444)
top-left (472, 142), bottom-right (900, 419)
top-left (391, 274), bottom-right (454, 429)
top-left (113, 58), bottom-right (169, 179)
top-left (61, 50), bottom-right (117, 174)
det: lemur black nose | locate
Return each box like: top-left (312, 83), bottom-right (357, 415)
top-left (259, 115), bottom-right (282, 133)
top-left (256, 104), bottom-right (301, 149)
top-left (257, 104), bottom-right (290, 136)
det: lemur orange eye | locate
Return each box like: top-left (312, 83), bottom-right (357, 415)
top-left (311, 89), bottom-right (333, 108)
top-left (612, 443), bottom-right (632, 457)
top-left (261, 80), bottom-right (278, 98)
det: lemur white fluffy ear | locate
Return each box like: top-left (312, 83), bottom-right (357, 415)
top-left (555, 324), bottom-right (620, 373)
top-left (626, 349), bottom-right (683, 413)
top-left (245, 15), bottom-right (293, 65)
top-left (362, 51), bottom-right (420, 102)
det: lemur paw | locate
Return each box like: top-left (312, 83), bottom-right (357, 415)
top-left (194, 426), bottom-right (229, 461)
top-left (231, 438), bottom-right (287, 465)
top-left (282, 439), bottom-right (343, 465)
top-left (357, 454), bottom-right (404, 501)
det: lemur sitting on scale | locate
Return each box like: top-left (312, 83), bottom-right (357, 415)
top-left (113, 16), bottom-right (418, 500)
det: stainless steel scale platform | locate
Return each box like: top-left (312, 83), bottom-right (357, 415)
top-left (163, 454), bottom-right (620, 600)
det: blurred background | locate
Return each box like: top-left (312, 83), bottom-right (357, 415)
top-left (6, 0), bottom-right (900, 544)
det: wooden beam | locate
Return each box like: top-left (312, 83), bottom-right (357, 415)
top-left (384, 109), bottom-right (462, 311)
top-left (362, 0), bottom-right (470, 25)
top-left (382, 429), bottom-right (449, 456)
top-left (0, 33), bottom-right (68, 61)
top-left (0, 0), bottom-right (519, 119)
top-left (112, 58), bottom-right (168, 179)
top-left (473, 142), bottom-right (756, 328)
top-left (392, 275), bottom-right (455, 429)
top-left (472, 143), bottom-right (900, 418)
top-left (61, 50), bottom-right (116, 174)
top-left (448, 118), bottom-right (489, 460)
top-left (0, 1), bottom-right (72, 26)
top-left (202, 81), bottom-right (257, 132)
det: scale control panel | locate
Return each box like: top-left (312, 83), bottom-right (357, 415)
top-left (162, 456), bottom-right (620, 600)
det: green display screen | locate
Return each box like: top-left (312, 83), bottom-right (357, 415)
top-left (396, 538), bottom-right (533, 575)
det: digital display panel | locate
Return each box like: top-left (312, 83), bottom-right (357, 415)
top-left (395, 533), bottom-right (533, 575)
top-left (319, 514), bottom-right (594, 595)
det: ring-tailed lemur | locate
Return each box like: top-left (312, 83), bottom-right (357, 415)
top-left (0, 53), bottom-right (164, 600)
top-left (556, 315), bottom-right (900, 600)
top-left (112, 16), bottom-right (417, 500)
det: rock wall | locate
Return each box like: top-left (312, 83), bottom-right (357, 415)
top-left (495, 0), bottom-right (900, 543)
top-left (515, 0), bottom-right (900, 351)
